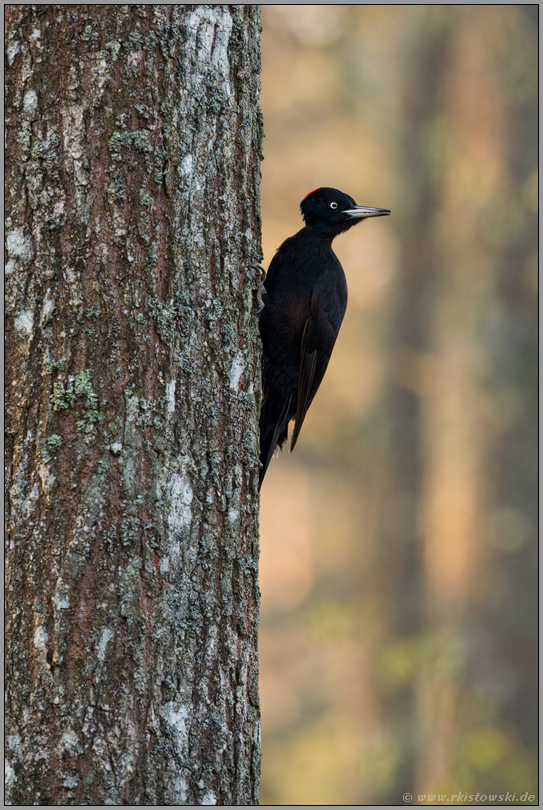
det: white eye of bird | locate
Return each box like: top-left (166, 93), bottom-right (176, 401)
top-left (330, 202), bottom-right (338, 209)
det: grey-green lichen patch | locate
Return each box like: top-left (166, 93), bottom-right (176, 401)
top-left (51, 370), bottom-right (97, 412)
top-left (74, 371), bottom-right (97, 405)
top-left (119, 516), bottom-right (142, 548)
top-left (149, 297), bottom-right (177, 343)
top-left (51, 380), bottom-right (74, 411)
top-left (31, 131), bottom-right (60, 179)
top-left (44, 356), bottom-right (66, 375)
top-left (108, 168), bottom-right (127, 202)
top-left (40, 447), bottom-right (52, 465)
top-left (50, 370), bottom-right (102, 439)
top-left (16, 121), bottom-right (32, 161)
top-left (109, 129), bottom-right (153, 165)
top-left (118, 556), bottom-right (144, 620)
top-left (140, 188), bottom-right (153, 207)
top-left (47, 434), bottom-right (63, 451)
top-left (81, 24), bottom-right (98, 44)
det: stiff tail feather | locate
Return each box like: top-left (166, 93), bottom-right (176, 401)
top-left (258, 393), bottom-right (293, 490)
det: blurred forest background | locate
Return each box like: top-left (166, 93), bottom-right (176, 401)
top-left (257, 5), bottom-right (537, 806)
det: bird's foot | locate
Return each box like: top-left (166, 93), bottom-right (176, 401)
top-left (248, 264), bottom-right (266, 314)
top-left (248, 263), bottom-right (266, 281)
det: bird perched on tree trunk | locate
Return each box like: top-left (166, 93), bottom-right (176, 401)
top-left (258, 187), bottom-right (390, 489)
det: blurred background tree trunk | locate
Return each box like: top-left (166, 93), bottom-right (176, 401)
top-left (5, 5), bottom-right (262, 806)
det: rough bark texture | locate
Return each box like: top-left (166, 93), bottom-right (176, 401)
top-left (5, 5), bottom-right (263, 805)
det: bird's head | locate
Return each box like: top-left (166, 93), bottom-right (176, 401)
top-left (300, 187), bottom-right (390, 237)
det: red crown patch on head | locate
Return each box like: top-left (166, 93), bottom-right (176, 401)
top-left (303, 188), bottom-right (320, 200)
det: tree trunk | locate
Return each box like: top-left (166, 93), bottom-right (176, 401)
top-left (5, 5), bottom-right (263, 806)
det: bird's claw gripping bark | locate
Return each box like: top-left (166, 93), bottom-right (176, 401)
top-left (249, 264), bottom-right (266, 314)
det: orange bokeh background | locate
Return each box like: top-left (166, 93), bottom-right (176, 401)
top-left (258, 6), bottom-right (537, 805)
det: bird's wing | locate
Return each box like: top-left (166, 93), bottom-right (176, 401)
top-left (290, 288), bottom-right (341, 451)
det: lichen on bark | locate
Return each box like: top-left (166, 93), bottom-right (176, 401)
top-left (5, 5), bottom-right (263, 805)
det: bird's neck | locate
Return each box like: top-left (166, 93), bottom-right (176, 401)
top-left (300, 225), bottom-right (336, 245)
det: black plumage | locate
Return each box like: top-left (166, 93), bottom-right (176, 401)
top-left (258, 187), bottom-right (390, 489)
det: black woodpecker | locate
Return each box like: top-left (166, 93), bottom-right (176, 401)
top-left (258, 186), bottom-right (390, 489)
